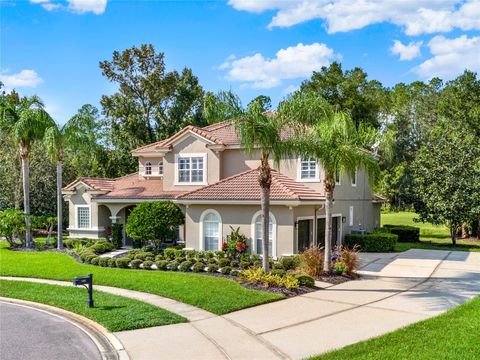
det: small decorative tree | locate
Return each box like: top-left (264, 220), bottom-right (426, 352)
top-left (111, 223), bottom-right (123, 249)
top-left (125, 201), bottom-right (184, 251)
top-left (0, 209), bottom-right (26, 248)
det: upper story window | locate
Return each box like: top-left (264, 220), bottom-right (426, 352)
top-left (335, 170), bottom-right (341, 185)
top-left (351, 168), bottom-right (357, 187)
top-left (77, 206), bottom-right (90, 229)
top-left (145, 161), bottom-right (152, 175)
top-left (299, 158), bottom-right (319, 181)
top-left (176, 154), bottom-right (206, 184)
top-left (158, 161), bottom-right (163, 175)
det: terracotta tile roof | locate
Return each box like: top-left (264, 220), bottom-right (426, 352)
top-left (64, 177), bottom-right (114, 191)
top-left (177, 169), bottom-right (325, 202)
top-left (95, 173), bottom-right (183, 200)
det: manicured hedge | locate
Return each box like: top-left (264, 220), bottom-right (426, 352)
top-left (383, 225), bottom-right (420, 243)
top-left (344, 232), bottom-right (398, 252)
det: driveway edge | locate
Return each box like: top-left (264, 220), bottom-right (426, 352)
top-left (0, 297), bottom-right (129, 360)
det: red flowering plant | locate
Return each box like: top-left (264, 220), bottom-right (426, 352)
top-left (223, 226), bottom-right (248, 259)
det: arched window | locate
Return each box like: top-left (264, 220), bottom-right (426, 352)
top-left (253, 213), bottom-right (275, 256)
top-left (145, 161), bottom-right (152, 175)
top-left (158, 161), bottom-right (163, 175)
top-left (202, 211), bottom-right (221, 251)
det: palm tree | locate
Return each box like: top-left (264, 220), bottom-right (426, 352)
top-left (1, 94), bottom-right (54, 248)
top-left (44, 119), bottom-right (86, 250)
top-left (236, 97), bottom-right (283, 272)
top-left (280, 91), bottom-right (380, 272)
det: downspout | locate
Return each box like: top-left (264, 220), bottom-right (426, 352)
top-left (313, 207), bottom-right (317, 246)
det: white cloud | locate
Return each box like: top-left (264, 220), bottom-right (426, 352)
top-left (29, 0), bottom-right (107, 15)
top-left (415, 35), bottom-right (480, 79)
top-left (228, 0), bottom-right (480, 35)
top-left (0, 69), bottom-right (43, 90)
top-left (282, 84), bottom-right (300, 95)
top-left (390, 40), bottom-right (422, 61)
top-left (220, 42), bottom-right (337, 89)
top-left (67, 0), bottom-right (107, 14)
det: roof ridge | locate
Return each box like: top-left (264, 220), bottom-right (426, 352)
top-left (176, 168), bottom-right (258, 199)
top-left (271, 172), bottom-right (299, 199)
top-left (114, 172), bottom-right (139, 181)
top-left (201, 120), bottom-right (233, 131)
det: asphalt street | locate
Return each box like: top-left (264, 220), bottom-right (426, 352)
top-left (0, 302), bottom-right (101, 360)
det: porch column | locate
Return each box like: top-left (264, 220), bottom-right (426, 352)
top-left (109, 216), bottom-right (121, 224)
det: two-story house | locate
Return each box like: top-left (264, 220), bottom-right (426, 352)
top-left (63, 121), bottom-right (384, 257)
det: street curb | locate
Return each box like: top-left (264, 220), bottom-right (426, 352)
top-left (0, 297), bottom-right (130, 360)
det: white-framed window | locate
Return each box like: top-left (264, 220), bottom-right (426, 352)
top-left (158, 161), bottom-right (163, 175)
top-left (298, 157), bottom-right (319, 182)
top-left (351, 168), bottom-right (357, 187)
top-left (145, 161), bottom-right (152, 175)
top-left (76, 206), bottom-right (90, 229)
top-left (335, 170), bottom-right (341, 185)
top-left (252, 212), bottom-right (276, 257)
top-left (175, 153), bottom-right (207, 185)
top-left (349, 206), bottom-right (354, 226)
top-left (200, 210), bottom-right (221, 251)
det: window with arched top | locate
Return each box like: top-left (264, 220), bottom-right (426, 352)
top-left (253, 213), bottom-right (275, 256)
top-left (145, 161), bottom-right (152, 175)
top-left (202, 211), bottom-right (221, 251)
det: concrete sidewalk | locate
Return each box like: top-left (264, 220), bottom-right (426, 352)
top-left (115, 249), bottom-right (480, 360)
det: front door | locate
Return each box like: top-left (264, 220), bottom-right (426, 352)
top-left (297, 219), bottom-right (312, 252)
top-left (317, 216), bottom-right (339, 247)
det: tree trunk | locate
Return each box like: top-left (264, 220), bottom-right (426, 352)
top-left (471, 218), bottom-right (479, 239)
top-left (57, 160), bottom-right (63, 250)
top-left (324, 174), bottom-right (335, 273)
top-left (259, 155), bottom-right (271, 272)
top-left (450, 224), bottom-right (457, 247)
top-left (20, 144), bottom-right (31, 248)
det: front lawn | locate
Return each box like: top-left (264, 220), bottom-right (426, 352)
top-left (382, 212), bottom-right (480, 252)
top-left (0, 279), bottom-right (186, 331)
top-left (311, 295), bottom-right (480, 360)
top-left (0, 242), bottom-right (282, 314)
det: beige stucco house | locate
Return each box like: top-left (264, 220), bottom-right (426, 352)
top-left (63, 121), bottom-right (384, 257)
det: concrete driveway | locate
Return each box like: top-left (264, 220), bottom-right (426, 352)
top-left (115, 249), bottom-right (480, 360)
top-left (0, 302), bottom-right (101, 360)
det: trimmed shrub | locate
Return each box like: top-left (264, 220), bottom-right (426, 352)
top-left (134, 252), bottom-right (155, 261)
top-left (84, 254), bottom-right (97, 264)
top-left (218, 258), bottom-right (230, 267)
top-left (230, 270), bottom-right (240, 277)
top-left (253, 260), bottom-right (262, 268)
top-left (207, 264), bottom-right (219, 273)
top-left (192, 262), bottom-right (205, 272)
top-left (115, 258), bottom-right (130, 268)
top-left (270, 269), bottom-right (286, 277)
top-left (156, 260), bottom-right (168, 271)
top-left (279, 256), bottom-right (301, 271)
top-left (143, 260), bottom-right (154, 270)
top-left (185, 250), bottom-right (198, 259)
top-left (145, 256), bottom-right (155, 262)
top-left (90, 257), bottom-right (100, 266)
top-left (272, 263), bottom-right (284, 270)
top-left (89, 240), bottom-right (114, 255)
top-left (155, 255), bottom-right (164, 262)
top-left (240, 260), bottom-right (251, 269)
top-left (174, 249), bottom-right (186, 260)
top-left (127, 249), bottom-right (141, 260)
top-left (230, 260), bottom-right (239, 268)
top-left (221, 266), bottom-right (232, 275)
top-left (383, 225), bottom-right (420, 243)
top-left (251, 254), bottom-right (261, 262)
top-left (130, 259), bottom-right (142, 269)
top-left (163, 248), bottom-right (176, 260)
top-left (167, 260), bottom-right (179, 271)
top-left (296, 275), bottom-right (315, 288)
top-left (238, 268), bottom-right (299, 290)
top-left (98, 257), bottom-right (110, 267)
top-left (108, 258), bottom-right (117, 267)
top-left (344, 232), bottom-right (398, 252)
top-left (179, 260), bottom-right (193, 272)
top-left (208, 258), bottom-right (218, 265)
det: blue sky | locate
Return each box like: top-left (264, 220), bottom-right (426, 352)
top-left (1, 0), bottom-right (479, 124)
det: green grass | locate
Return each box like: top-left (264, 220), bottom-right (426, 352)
top-left (0, 279), bottom-right (186, 331)
top-left (311, 295), bottom-right (480, 360)
top-left (382, 212), bottom-right (480, 252)
top-left (0, 242), bottom-right (282, 314)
